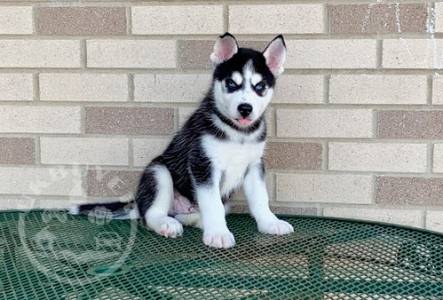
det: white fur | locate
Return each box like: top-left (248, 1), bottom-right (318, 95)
top-left (251, 73), bottom-right (263, 85)
top-left (231, 71), bottom-right (243, 85)
top-left (243, 162), bottom-right (294, 235)
top-left (175, 202), bottom-right (230, 230)
top-left (202, 134), bottom-right (265, 197)
top-left (113, 209), bottom-right (140, 220)
top-left (197, 133), bottom-right (266, 249)
top-left (174, 212), bottom-right (202, 228)
top-left (195, 178), bottom-right (235, 249)
top-left (68, 205), bottom-right (79, 215)
top-left (144, 165), bottom-right (183, 238)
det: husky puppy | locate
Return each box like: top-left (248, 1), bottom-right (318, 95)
top-left (75, 33), bottom-right (293, 248)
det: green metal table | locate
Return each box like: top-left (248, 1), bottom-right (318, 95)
top-left (1, 210), bottom-right (442, 299)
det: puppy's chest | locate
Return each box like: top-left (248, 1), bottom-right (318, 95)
top-left (202, 136), bottom-right (265, 195)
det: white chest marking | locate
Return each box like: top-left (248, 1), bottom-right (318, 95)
top-left (202, 135), bottom-right (265, 197)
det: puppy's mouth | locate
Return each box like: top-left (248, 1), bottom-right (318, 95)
top-left (235, 117), bottom-right (253, 126)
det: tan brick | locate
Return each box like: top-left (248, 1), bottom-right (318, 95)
top-left (85, 107), bottom-right (174, 135)
top-left (178, 107), bottom-right (197, 127)
top-left (329, 4), bottom-right (428, 34)
top-left (286, 40), bottom-right (377, 69)
top-left (274, 75), bottom-right (324, 104)
top-left (0, 73), bottom-right (33, 101)
top-left (133, 138), bottom-right (170, 167)
top-left (132, 5), bottom-right (223, 34)
top-left (0, 198), bottom-right (81, 210)
top-left (0, 106), bottom-right (81, 133)
top-left (0, 7), bottom-right (33, 34)
top-left (36, 7), bottom-right (126, 35)
top-left (0, 40), bottom-right (81, 68)
top-left (329, 142), bottom-right (427, 173)
top-left (426, 211), bottom-right (443, 233)
top-left (177, 40), bottom-right (213, 69)
top-left (40, 73), bottom-right (128, 102)
top-left (330, 75), bottom-right (427, 105)
top-left (270, 206), bottom-right (318, 216)
top-left (432, 144), bottom-right (443, 173)
top-left (264, 142), bottom-right (322, 170)
top-left (383, 39), bottom-right (443, 69)
top-left (431, 77), bottom-right (443, 104)
top-left (276, 174), bottom-right (373, 204)
top-left (0, 138), bottom-right (34, 164)
top-left (87, 170), bottom-right (140, 197)
top-left (323, 207), bottom-right (423, 228)
top-left (177, 40), bottom-right (268, 70)
top-left (378, 111), bottom-right (443, 139)
top-left (276, 109), bottom-right (373, 138)
top-left (87, 40), bottom-right (176, 69)
top-left (134, 74), bottom-right (211, 102)
top-left (376, 176), bottom-right (443, 206)
top-left (434, 3), bottom-right (443, 33)
top-left (0, 167), bottom-right (83, 196)
top-left (41, 137), bottom-right (129, 166)
top-left (229, 4), bottom-right (324, 34)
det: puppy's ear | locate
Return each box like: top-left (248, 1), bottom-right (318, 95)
top-left (210, 33), bottom-right (239, 66)
top-left (263, 35), bottom-right (286, 77)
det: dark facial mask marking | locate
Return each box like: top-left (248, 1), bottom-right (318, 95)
top-left (225, 78), bottom-right (242, 93)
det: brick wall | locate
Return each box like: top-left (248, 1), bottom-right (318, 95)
top-left (1, 1), bottom-right (443, 232)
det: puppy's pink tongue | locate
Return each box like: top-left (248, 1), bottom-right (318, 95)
top-left (239, 118), bottom-right (252, 126)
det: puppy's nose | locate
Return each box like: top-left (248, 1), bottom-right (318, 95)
top-left (238, 103), bottom-right (253, 117)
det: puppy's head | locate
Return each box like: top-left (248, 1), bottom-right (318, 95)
top-left (211, 33), bottom-right (286, 128)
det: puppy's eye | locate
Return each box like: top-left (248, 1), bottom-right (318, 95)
top-left (253, 81), bottom-right (267, 95)
top-left (225, 78), bottom-right (239, 92)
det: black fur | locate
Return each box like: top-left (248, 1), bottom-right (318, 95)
top-left (214, 48), bottom-right (276, 88)
top-left (135, 165), bottom-right (159, 218)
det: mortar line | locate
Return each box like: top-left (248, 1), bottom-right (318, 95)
top-left (223, 3), bottom-right (229, 33)
top-left (33, 72), bottom-right (40, 101)
top-left (324, 74), bottom-right (330, 104)
top-left (323, 140), bottom-right (329, 170)
top-left (1, 68), bottom-right (443, 75)
top-left (371, 174), bottom-right (376, 205)
top-left (427, 74), bottom-right (433, 105)
top-left (35, 136), bottom-right (41, 166)
top-left (126, 5), bottom-right (132, 35)
top-left (80, 39), bottom-right (87, 69)
top-left (376, 39), bottom-right (383, 69)
top-left (0, 33), bottom-right (441, 40)
top-left (428, 143), bottom-right (434, 173)
top-left (128, 138), bottom-right (134, 168)
top-left (128, 73), bottom-right (134, 102)
top-left (422, 210), bottom-right (427, 229)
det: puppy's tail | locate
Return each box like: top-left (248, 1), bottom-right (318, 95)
top-left (69, 201), bottom-right (140, 220)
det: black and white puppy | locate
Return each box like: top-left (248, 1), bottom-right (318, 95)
top-left (76, 33), bottom-right (293, 249)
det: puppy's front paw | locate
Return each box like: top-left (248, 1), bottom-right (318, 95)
top-left (258, 219), bottom-right (294, 235)
top-left (149, 216), bottom-right (183, 238)
top-left (203, 230), bottom-right (235, 249)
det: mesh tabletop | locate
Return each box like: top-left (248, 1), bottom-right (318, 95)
top-left (1, 210), bottom-right (443, 300)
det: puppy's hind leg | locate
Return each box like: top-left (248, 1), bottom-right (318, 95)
top-left (136, 164), bottom-right (183, 238)
top-left (175, 203), bottom-right (230, 229)
top-left (175, 213), bottom-right (203, 229)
